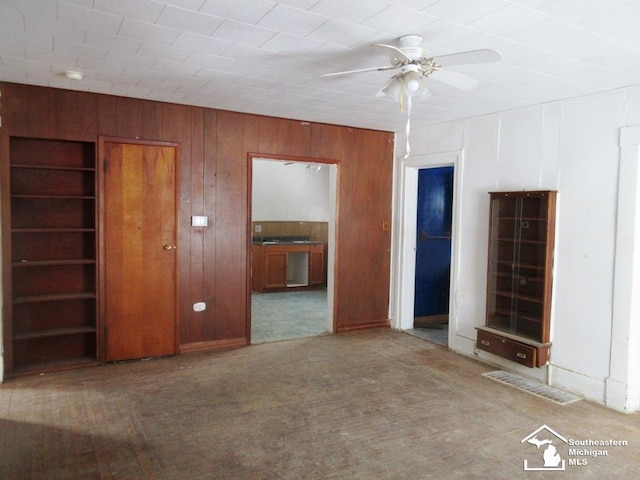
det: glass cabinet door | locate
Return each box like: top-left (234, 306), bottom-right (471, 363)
top-left (486, 191), bottom-right (556, 343)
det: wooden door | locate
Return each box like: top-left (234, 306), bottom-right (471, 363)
top-left (100, 139), bottom-right (178, 362)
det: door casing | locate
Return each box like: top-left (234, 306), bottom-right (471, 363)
top-left (391, 151), bottom-right (462, 347)
top-left (247, 153), bottom-right (339, 343)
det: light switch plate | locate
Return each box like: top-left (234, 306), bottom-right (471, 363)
top-left (192, 215), bottom-right (208, 227)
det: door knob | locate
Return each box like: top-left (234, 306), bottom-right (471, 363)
top-left (164, 244), bottom-right (176, 251)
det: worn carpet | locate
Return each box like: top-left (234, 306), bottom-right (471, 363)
top-left (1, 329), bottom-right (639, 479)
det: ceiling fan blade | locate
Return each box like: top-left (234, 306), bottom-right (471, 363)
top-left (434, 48), bottom-right (502, 67)
top-left (320, 65), bottom-right (400, 78)
top-left (373, 43), bottom-right (412, 62)
top-left (429, 69), bottom-right (479, 90)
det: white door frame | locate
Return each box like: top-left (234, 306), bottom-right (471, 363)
top-left (391, 150), bottom-right (463, 347)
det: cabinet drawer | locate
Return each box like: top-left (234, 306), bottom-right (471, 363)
top-left (477, 329), bottom-right (548, 368)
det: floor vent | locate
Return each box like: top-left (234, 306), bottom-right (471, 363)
top-left (483, 370), bottom-right (582, 405)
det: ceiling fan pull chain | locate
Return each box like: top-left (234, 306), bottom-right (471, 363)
top-left (403, 96), bottom-right (412, 159)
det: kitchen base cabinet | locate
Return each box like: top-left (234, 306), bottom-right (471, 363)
top-left (252, 243), bottom-right (325, 293)
top-left (308, 244), bottom-right (324, 286)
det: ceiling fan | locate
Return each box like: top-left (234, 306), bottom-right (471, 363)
top-left (321, 34), bottom-right (501, 111)
top-left (320, 35), bottom-right (501, 157)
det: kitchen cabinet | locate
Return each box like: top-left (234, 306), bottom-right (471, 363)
top-left (263, 247), bottom-right (289, 288)
top-left (477, 190), bottom-right (556, 368)
top-left (308, 243), bottom-right (325, 286)
top-left (252, 242), bottom-right (325, 292)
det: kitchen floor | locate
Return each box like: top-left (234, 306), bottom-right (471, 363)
top-left (251, 288), bottom-right (329, 343)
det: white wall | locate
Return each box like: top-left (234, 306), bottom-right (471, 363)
top-left (252, 159), bottom-right (330, 221)
top-left (391, 85), bottom-right (640, 412)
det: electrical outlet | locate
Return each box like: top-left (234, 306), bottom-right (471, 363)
top-left (193, 302), bottom-right (206, 312)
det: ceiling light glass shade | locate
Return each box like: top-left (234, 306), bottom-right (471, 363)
top-left (380, 76), bottom-right (402, 102)
top-left (380, 73), bottom-right (432, 104)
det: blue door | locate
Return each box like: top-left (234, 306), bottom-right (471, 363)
top-left (414, 166), bottom-right (453, 323)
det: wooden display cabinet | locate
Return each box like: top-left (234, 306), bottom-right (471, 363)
top-left (4, 137), bottom-right (98, 375)
top-left (477, 190), bottom-right (556, 368)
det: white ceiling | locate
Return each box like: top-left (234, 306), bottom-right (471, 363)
top-left (1, 0), bottom-right (640, 132)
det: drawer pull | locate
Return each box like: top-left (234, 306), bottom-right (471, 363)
top-left (516, 352), bottom-right (527, 359)
top-left (481, 340), bottom-right (490, 346)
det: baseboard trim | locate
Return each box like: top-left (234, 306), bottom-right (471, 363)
top-left (180, 337), bottom-right (247, 354)
top-left (337, 319), bottom-right (390, 332)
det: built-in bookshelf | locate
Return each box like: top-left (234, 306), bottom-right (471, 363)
top-left (8, 137), bottom-right (97, 374)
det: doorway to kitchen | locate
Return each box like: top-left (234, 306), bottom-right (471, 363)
top-left (249, 155), bottom-right (338, 344)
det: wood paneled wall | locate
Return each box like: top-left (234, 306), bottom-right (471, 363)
top-left (0, 83), bottom-right (394, 355)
